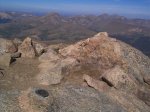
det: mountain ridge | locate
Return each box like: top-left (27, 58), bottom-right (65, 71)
top-left (0, 11), bottom-right (150, 56)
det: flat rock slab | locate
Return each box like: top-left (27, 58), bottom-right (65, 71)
top-left (47, 86), bottom-right (126, 112)
top-left (18, 86), bottom-right (126, 112)
top-left (0, 90), bottom-right (21, 112)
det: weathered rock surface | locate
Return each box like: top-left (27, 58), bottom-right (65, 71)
top-left (144, 76), bottom-right (150, 85)
top-left (11, 52), bottom-right (21, 58)
top-left (0, 90), bottom-right (21, 112)
top-left (18, 37), bottom-right (46, 58)
top-left (18, 88), bottom-right (53, 112)
top-left (108, 89), bottom-right (150, 112)
top-left (37, 48), bottom-right (62, 85)
top-left (39, 48), bottom-right (59, 62)
top-left (18, 86), bottom-right (126, 112)
top-left (58, 32), bottom-right (150, 111)
top-left (48, 86), bottom-right (126, 112)
top-left (18, 37), bottom-right (36, 58)
top-left (83, 74), bottom-right (110, 92)
top-left (33, 41), bottom-right (45, 56)
top-left (101, 66), bottom-right (138, 93)
top-left (37, 62), bottom-right (64, 85)
top-left (0, 53), bottom-right (12, 67)
top-left (37, 44), bottom-right (79, 85)
top-left (0, 38), bottom-right (17, 54)
top-left (59, 32), bottom-right (150, 85)
top-left (13, 38), bottom-right (22, 47)
top-left (1, 32), bottom-right (149, 112)
top-left (34, 32), bottom-right (150, 112)
top-left (137, 88), bottom-right (150, 106)
top-left (83, 74), bottom-right (150, 112)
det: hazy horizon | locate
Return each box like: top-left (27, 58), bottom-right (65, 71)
top-left (0, 0), bottom-right (150, 19)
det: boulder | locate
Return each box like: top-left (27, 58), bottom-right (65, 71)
top-left (83, 74), bottom-right (110, 92)
top-left (37, 62), bottom-right (63, 85)
top-left (37, 53), bottom-right (78, 85)
top-left (13, 38), bottom-right (22, 47)
top-left (102, 66), bottom-right (138, 93)
top-left (0, 38), bottom-right (17, 54)
top-left (33, 41), bottom-right (45, 56)
top-left (143, 76), bottom-right (150, 85)
top-left (37, 57), bottom-right (78, 85)
top-left (5, 40), bottom-right (17, 53)
top-left (0, 53), bottom-right (12, 67)
top-left (18, 37), bottom-right (36, 58)
top-left (59, 32), bottom-right (150, 85)
top-left (39, 48), bottom-right (59, 62)
top-left (11, 52), bottom-right (21, 58)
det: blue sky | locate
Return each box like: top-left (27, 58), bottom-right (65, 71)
top-left (0, 0), bottom-right (150, 18)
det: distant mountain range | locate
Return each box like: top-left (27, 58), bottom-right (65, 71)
top-left (0, 11), bottom-right (150, 56)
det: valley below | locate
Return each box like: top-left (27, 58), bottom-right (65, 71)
top-left (0, 12), bottom-right (150, 57)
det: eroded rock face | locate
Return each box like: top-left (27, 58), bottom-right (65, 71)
top-left (143, 76), bottom-right (150, 85)
top-left (13, 38), bottom-right (22, 47)
top-left (101, 66), bottom-right (138, 93)
top-left (37, 32), bottom-right (150, 88)
top-left (59, 32), bottom-right (122, 69)
top-left (18, 37), bottom-right (46, 58)
top-left (37, 44), bottom-right (79, 86)
top-left (34, 32), bottom-right (150, 111)
top-left (37, 48), bottom-right (62, 85)
top-left (0, 53), bottom-right (12, 67)
top-left (57, 32), bottom-right (150, 111)
top-left (37, 62), bottom-right (64, 85)
top-left (83, 74), bottom-right (110, 92)
top-left (59, 32), bottom-right (150, 85)
top-left (33, 41), bottom-right (45, 56)
top-left (0, 38), bottom-right (17, 54)
top-left (39, 48), bottom-right (59, 62)
top-left (11, 52), bottom-right (21, 58)
top-left (18, 37), bottom-right (36, 58)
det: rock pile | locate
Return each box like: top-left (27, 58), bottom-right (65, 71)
top-left (35, 32), bottom-right (150, 112)
top-left (0, 37), bottom-right (45, 66)
top-left (18, 37), bottom-right (45, 58)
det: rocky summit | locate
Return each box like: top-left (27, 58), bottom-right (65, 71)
top-left (0, 32), bottom-right (150, 112)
